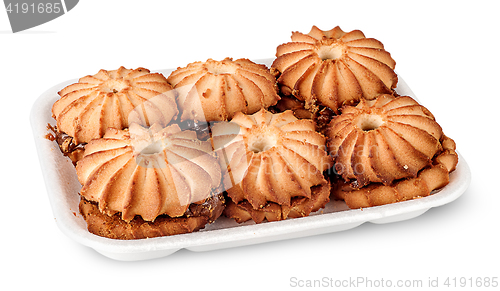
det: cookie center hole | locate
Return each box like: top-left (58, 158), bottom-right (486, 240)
top-left (317, 45), bottom-right (344, 61)
top-left (100, 79), bottom-right (129, 94)
top-left (249, 135), bottom-right (277, 153)
top-left (141, 140), bottom-right (165, 155)
top-left (205, 62), bottom-right (237, 75)
top-left (358, 114), bottom-right (384, 131)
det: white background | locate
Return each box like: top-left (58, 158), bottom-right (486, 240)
top-left (2, 0), bottom-right (499, 290)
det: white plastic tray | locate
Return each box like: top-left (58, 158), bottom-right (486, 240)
top-left (31, 59), bottom-right (471, 261)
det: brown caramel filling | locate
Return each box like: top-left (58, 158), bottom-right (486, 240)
top-left (46, 124), bottom-right (86, 165)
